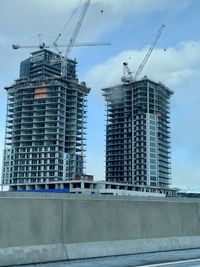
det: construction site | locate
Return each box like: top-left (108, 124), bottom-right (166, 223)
top-left (1, 1), bottom-right (177, 196)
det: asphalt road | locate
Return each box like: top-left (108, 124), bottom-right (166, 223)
top-left (15, 248), bottom-right (200, 267)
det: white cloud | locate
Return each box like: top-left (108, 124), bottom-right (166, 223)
top-left (0, 0), bottom-right (191, 44)
top-left (85, 39), bottom-right (200, 188)
top-left (79, 0), bottom-right (191, 41)
top-left (84, 40), bottom-right (200, 95)
top-left (0, 0), bottom-right (197, 187)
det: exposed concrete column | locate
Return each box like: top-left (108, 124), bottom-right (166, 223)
top-left (45, 184), bottom-right (49, 190)
top-left (59, 183), bottom-right (63, 190)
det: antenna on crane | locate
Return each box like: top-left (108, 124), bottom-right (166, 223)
top-left (121, 24), bottom-right (165, 83)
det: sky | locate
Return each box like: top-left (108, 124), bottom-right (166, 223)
top-left (0, 0), bottom-right (200, 190)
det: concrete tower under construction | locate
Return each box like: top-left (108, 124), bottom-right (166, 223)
top-left (2, 49), bottom-right (90, 185)
top-left (102, 77), bottom-right (173, 188)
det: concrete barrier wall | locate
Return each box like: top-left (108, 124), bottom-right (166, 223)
top-left (0, 193), bottom-right (200, 265)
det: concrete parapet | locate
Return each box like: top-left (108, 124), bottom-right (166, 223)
top-left (0, 193), bottom-right (200, 266)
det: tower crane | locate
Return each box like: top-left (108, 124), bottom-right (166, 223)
top-left (13, 0), bottom-right (110, 77)
top-left (61, 0), bottom-right (91, 76)
top-left (121, 24), bottom-right (165, 83)
top-left (12, 0), bottom-right (91, 77)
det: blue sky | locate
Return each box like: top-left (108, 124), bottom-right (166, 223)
top-left (0, 0), bottom-right (200, 190)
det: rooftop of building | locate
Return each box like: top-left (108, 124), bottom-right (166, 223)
top-left (102, 76), bottom-right (174, 95)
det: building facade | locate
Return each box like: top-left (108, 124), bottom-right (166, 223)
top-left (102, 77), bottom-right (173, 188)
top-left (2, 49), bottom-right (90, 185)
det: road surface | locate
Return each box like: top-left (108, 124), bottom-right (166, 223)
top-left (14, 248), bottom-right (200, 267)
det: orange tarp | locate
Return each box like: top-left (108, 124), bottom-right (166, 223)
top-left (34, 88), bottom-right (48, 99)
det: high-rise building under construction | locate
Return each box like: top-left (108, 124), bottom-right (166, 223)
top-left (2, 49), bottom-right (90, 185)
top-left (102, 77), bottom-right (173, 188)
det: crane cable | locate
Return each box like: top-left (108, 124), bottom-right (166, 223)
top-left (53, 0), bottom-right (82, 51)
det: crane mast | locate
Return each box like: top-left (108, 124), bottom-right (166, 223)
top-left (61, 0), bottom-right (91, 76)
top-left (121, 62), bottom-right (134, 83)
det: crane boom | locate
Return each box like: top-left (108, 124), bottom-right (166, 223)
top-left (133, 24), bottom-right (165, 81)
top-left (62, 0), bottom-right (91, 76)
top-left (12, 42), bottom-right (111, 50)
